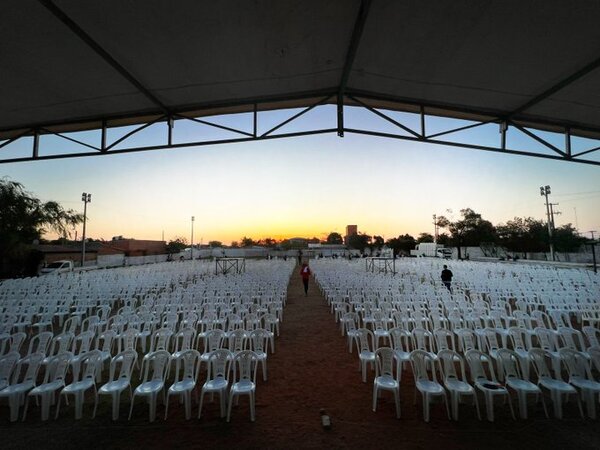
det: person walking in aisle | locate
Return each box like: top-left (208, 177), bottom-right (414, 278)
top-left (300, 262), bottom-right (311, 296)
top-left (441, 264), bottom-right (453, 292)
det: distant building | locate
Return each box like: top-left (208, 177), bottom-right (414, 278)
top-left (345, 225), bottom-right (357, 245)
top-left (109, 239), bottom-right (166, 256)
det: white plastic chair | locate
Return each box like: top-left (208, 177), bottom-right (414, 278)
top-left (437, 349), bottom-right (480, 420)
top-left (27, 331), bottom-right (53, 357)
top-left (528, 348), bottom-right (583, 419)
top-left (410, 350), bottom-right (450, 422)
top-left (165, 349), bottom-right (201, 420)
top-left (227, 350), bottom-right (258, 422)
top-left (559, 348), bottom-right (600, 419)
top-left (356, 328), bottom-right (376, 383)
top-left (56, 350), bottom-right (103, 419)
top-left (497, 348), bottom-right (544, 419)
top-left (129, 350), bottom-right (171, 422)
top-left (388, 327), bottom-right (412, 382)
top-left (98, 349), bottom-right (138, 420)
top-left (0, 352), bottom-right (45, 421)
top-left (199, 349), bottom-right (231, 419)
top-left (465, 349), bottom-right (515, 422)
top-left (249, 329), bottom-right (269, 381)
top-left (372, 347), bottom-right (400, 418)
top-left (22, 351), bottom-right (73, 421)
top-left (199, 329), bottom-right (226, 371)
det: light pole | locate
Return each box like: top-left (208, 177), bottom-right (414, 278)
top-left (81, 192), bottom-right (91, 267)
top-left (540, 185), bottom-right (554, 261)
top-left (433, 214), bottom-right (438, 244)
top-left (190, 216), bottom-right (195, 260)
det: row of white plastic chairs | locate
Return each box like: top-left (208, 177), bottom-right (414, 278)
top-left (0, 325), bottom-right (275, 422)
top-left (370, 345), bottom-right (600, 422)
top-left (0, 347), bottom-right (265, 423)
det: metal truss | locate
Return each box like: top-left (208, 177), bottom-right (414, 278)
top-left (1, 92), bottom-right (599, 166)
top-left (365, 257), bottom-right (396, 275)
top-left (215, 257), bottom-right (246, 275)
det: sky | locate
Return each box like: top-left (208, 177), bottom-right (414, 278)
top-left (1, 105), bottom-right (599, 245)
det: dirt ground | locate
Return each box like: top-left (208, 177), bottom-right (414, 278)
top-left (2, 270), bottom-right (600, 450)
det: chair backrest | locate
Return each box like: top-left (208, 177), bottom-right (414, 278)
top-left (528, 348), bottom-right (553, 379)
top-left (118, 327), bottom-right (139, 352)
top-left (388, 327), bottom-right (412, 352)
top-left (433, 328), bottom-right (455, 352)
top-left (231, 350), bottom-right (258, 384)
top-left (63, 316), bottom-right (80, 334)
top-left (497, 348), bottom-right (524, 380)
top-left (557, 327), bottom-right (585, 352)
top-left (412, 328), bottom-right (433, 352)
top-left (356, 328), bottom-right (374, 353)
top-left (249, 329), bottom-right (269, 353)
top-left (8, 332), bottom-right (26, 353)
top-left (228, 329), bottom-right (248, 353)
top-left (96, 330), bottom-right (117, 353)
top-left (172, 349), bottom-right (201, 382)
top-left (534, 327), bottom-right (557, 351)
top-left (483, 328), bottom-right (501, 351)
top-left (589, 346), bottom-right (600, 373)
top-left (150, 328), bottom-right (174, 352)
top-left (0, 352), bottom-right (20, 387)
top-left (140, 350), bottom-right (171, 382)
top-left (437, 349), bottom-right (466, 382)
top-left (72, 331), bottom-right (95, 355)
top-left (457, 328), bottom-right (477, 352)
top-left (207, 349), bottom-right (231, 380)
top-left (27, 331), bottom-right (54, 356)
top-left (203, 329), bottom-right (226, 353)
top-left (375, 347), bottom-right (394, 377)
top-left (582, 326), bottom-right (600, 348)
top-left (109, 350), bottom-right (138, 381)
top-left (49, 332), bottom-right (75, 357)
top-left (11, 352), bottom-right (45, 385)
top-left (410, 349), bottom-right (438, 383)
top-left (77, 350), bottom-right (103, 382)
top-left (558, 348), bottom-right (591, 380)
top-left (465, 349), bottom-right (497, 382)
top-left (508, 327), bottom-right (528, 350)
top-left (173, 327), bottom-right (196, 353)
top-left (43, 351), bottom-right (73, 384)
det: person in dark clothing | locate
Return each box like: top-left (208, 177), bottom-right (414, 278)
top-left (441, 265), bottom-right (453, 292)
top-left (300, 262), bottom-right (311, 296)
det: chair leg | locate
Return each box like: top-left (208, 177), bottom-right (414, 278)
top-left (250, 391), bottom-right (256, 422)
top-left (394, 389), bottom-right (401, 419)
top-left (226, 393), bottom-right (234, 422)
top-left (198, 390), bottom-right (205, 419)
top-left (164, 393), bottom-right (170, 420)
top-left (128, 393), bottom-right (136, 420)
top-left (372, 385), bottom-right (378, 412)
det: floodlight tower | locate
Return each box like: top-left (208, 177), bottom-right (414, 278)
top-left (433, 214), bottom-right (438, 244)
top-left (81, 192), bottom-right (91, 267)
top-left (540, 185), bottom-right (554, 261)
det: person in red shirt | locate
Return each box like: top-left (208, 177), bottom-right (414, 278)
top-left (300, 262), bottom-right (311, 296)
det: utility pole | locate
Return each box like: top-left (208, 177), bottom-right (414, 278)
top-left (587, 231), bottom-right (598, 273)
top-left (433, 214), bottom-right (438, 244)
top-left (549, 203), bottom-right (561, 230)
top-left (540, 185), bottom-right (554, 261)
top-left (81, 192), bottom-right (91, 267)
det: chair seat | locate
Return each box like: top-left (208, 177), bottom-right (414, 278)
top-left (135, 381), bottom-right (164, 395)
top-left (231, 380), bottom-right (255, 394)
top-left (30, 381), bottom-right (64, 395)
top-left (0, 382), bottom-right (35, 396)
top-left (570, 378), bottom-right (600, 392)
top-left (540, 377), bottom-right (575, 393)
top-left (393, 350), bottom-right (410, 361)
top-left (475, 380), bottom-right (508, 394)
top-left (63, 380), bottom-right (95, 393)
top-left (99, 380), bottom-right (130, 393)
top-left (416, 380), bottom-right (445, 395)
top-left (169, 380), bottom-right (196, 394)
top-left (374, 375), bottom-right (398, 390)
top-left (506, 379), bottom-right (540, 393)
top-left (203, 378), bottom-right (228, 392)
top-left (445, 379), bottom-right (474, 394)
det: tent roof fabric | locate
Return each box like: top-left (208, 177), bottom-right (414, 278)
top-left (2, 0), bottom-right (600, 141)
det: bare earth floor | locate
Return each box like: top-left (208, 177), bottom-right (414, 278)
top-left (2, 269), bottom-right (600, 449)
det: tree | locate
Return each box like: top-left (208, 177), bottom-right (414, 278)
top-left (386, 234), bottom-right (416, 256)
top-left (208, 240), bottom-right (223, 248)
top-left (347, 233), bottom-right (371, 253)
top-left (372, 235), bottom-right (384, 249)
top-left (437, 208), bottom-right (496, 259)
top-left (230, 241), bottom-right (239, 248)
top-left (260, 237), bottom-right (278, 248)
top-left (166, 237), bottom-right (187, 254)
top-left (417, 233), bottom-right (434, 243)
top-left (0, 178), bottom-right (83, 277)
top-left (240, 236), bottom-right (255, 247)
top-left (326, 232), bottom-right (343, 245)
top-left (553, 224), bottom-right (586, 253)
top-left (497, 217), bottom-right (547, 254)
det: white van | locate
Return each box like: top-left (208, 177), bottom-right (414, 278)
top-left (39, 260), bottom-right (74, 275)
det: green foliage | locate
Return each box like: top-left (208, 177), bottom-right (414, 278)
top-left (0, 178), bottom-right (83, 277)
top-left (386, 234), bottom-right (416, 256)
top-left (436, 208), bottom-right (496, 259)
top-left (347, 233), bottom-right (371, 253)
top-left (208, 240), bottom-right (223, 248)
top-left (240, 236), bottom-right (255, 247)
top-left (417, 233), bottom-right (434, 243)
top-left (326, 232), bottom-right (343, 244)
top-left (371, 235), bottom-right (385, 249)
top-left (166, 237), bottom-right (188, 254)
top-left (496, 217), bottom-right (547, 253)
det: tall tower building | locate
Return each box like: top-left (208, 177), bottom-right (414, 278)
top-left (345, 225), bottom-right (357, 244)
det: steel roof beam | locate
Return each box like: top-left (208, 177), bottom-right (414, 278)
top-left (39, 0), bottom-right (171, 116)
top-left (506, 55), bottom-right (600, 119)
